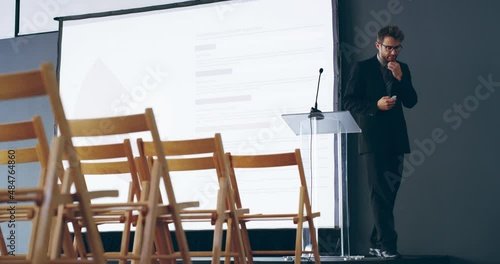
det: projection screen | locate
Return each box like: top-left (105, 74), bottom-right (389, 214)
top-left (58, 0), bottom-right (336, 230)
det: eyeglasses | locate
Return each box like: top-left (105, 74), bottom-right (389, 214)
top-left (379, 43), bottom-right (403, 52)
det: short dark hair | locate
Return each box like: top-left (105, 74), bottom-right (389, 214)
top-left (377, 25), bottom-right (405, 43)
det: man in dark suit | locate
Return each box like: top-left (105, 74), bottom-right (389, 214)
top-left (343, 25), bottom-right (417, 258)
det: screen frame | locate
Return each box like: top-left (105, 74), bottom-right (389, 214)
top-left (55, 0), bottom-right (341, 229)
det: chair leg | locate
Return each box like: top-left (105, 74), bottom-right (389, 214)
top-left (73, 221), bottom-right (88, 259)
top-left (241, 222), bottom-right (253, 264)
top-left (162, 192), bottom-right (191, 263)
top-left (50, 205), bottom-right (67, 259)
top-left (31, 137), bottom-right (64, 264)
top-left (27, 207), bottom-right (40, 259)
top-left (0, 228), bottom-right (8, 256)
top-left (119, 182), bottom-right (135, 264)
top-left (307, 217), bottom-right (321, 264)
top-left (224, 219), bottom-right (233, 264)
top-left (63, 221), bottom-right (78, 258)
top-left (49, 169), bottom-right (72, 260)
top-left (133, 181), bottom-right (149, 264)
top-left (119, 213), bottom-right (132, 264)
top-left (131, 213), bottom-right (145, 264)
top-left (69, 166), bottom-right (106, 264)
top-left (154, 221), bottom-right (171, 264)
top-left (225, 190), bottom-right (247, 263)
top-left (295, 187), bottom-right (306, 264)
top-left (228, 219), bottom-right (246, 264)
top-left (211, 187), bottom-right (226, 264)
top-left (140, 163), bottom-right (161, 264)
top-left (160, 221), bottom-right (176, 264)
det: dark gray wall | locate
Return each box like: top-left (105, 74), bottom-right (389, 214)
top-left (0, 32), bottom-right (58, 254)
top-left (339, 1), bottom-right (500, 264)
top-left (0, 32), bottom-right (58, 130)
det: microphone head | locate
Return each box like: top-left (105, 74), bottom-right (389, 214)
top-left (319, 68), bottom-right (324, 73)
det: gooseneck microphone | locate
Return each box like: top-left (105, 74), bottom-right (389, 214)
top-left (308, 68), bottom-right (325, 120)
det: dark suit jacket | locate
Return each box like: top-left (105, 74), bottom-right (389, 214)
top-left (343, 55), bottom-right (418, 154)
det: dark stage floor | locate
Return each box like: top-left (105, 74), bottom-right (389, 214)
top-left (252, 255), bottom-right (450, 263)
top-left (108, 255), bottom-right (449, 264)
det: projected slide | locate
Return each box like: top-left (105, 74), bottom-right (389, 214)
top-left (59, 0), bottom-right (335, 229)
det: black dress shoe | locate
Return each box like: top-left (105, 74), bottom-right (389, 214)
top-left (381, 250), bottom-right (401, 259)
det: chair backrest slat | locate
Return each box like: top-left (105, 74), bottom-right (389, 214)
top-left (225, 149), bottom-right (310, 210)
top-left (67, 114), bottom-right (149, 137)
top-left (0, 116), bottom-right (50, 168)
top-left (70, 142), bottom-right (128, 160)
top-left (80, 161), bottom-right (133, 175)
top-left (137, 134), bottom-right (224, 172)
top-left (71, 139), bottom-right (140, 198)
top-left (0, 120), bottom-right (37, 142)
top-left (0, 70), bottom-right (46, 99)
top-left (228, 152), bottom-right (297, 168)
top-left (136, 133), bottom-right (227, 204)
top-left (166, 156), bottom-right (217, 171)
top-left (0, 147), bottom-right (39, 164)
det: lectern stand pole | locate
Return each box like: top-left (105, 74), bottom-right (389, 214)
top-left (282, 111), bottom-right (363, 260)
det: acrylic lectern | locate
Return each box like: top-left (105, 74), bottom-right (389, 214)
top-left (282, 111), bottom-right (362, 260)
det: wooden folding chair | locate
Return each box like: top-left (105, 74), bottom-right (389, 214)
top-left (136, 133), bottom-right (248, 264)
top-left (0, 117), bottom-right (80, 262)
top-left (0, 63), bottom-right (106, 264)
top-left (52, 108), bottom-right (191, 263)
top-left (0, 116), bottom-right (57, 260)
top-left (224, 149), bottom-right (321, 264)
top-left (61, 139), bottom-right (143, 263)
